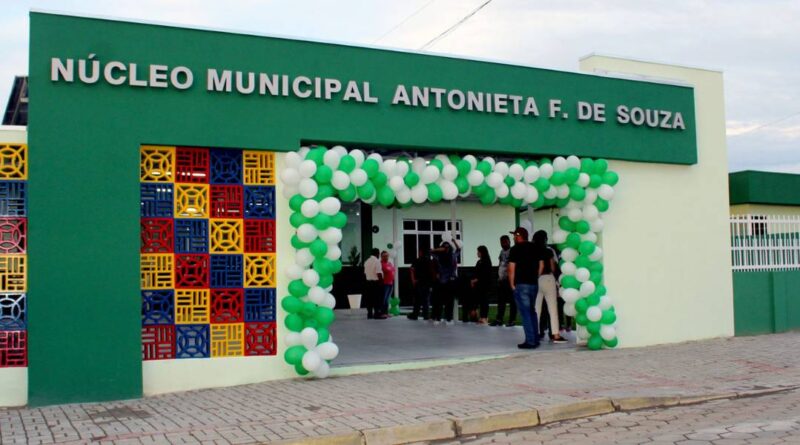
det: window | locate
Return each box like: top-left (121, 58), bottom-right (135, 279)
top-left (402, 218), bottom-right (462, 264)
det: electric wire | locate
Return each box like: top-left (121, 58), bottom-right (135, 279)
top-left (419, 0), bottom-right (494, 50)
top-left (373, 0), bottom-right (438, 44)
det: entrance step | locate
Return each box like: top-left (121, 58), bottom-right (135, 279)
top-left (335, 308), bottom-right (368, 320)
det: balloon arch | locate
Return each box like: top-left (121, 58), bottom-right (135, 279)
top-left (278, 145), bottom-right (620, 377)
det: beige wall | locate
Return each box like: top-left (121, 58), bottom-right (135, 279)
top-left (580, 56), bottom-right (734, 347)
top-left (730, 204), bottom-right (800, 216)
top-left (0, 127), bottom-right (28, 407)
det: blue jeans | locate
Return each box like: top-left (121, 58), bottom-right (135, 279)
top-left (514, 283), bottom-right (540, 345)
top-left (383, 284), bottom-right (393, 314)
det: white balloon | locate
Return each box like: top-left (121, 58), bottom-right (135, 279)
top-left (577, 173), bottom-right (591, 188)
top-left (511, 182), bottom-right (527, 200)
top-left (299, 178), bottom-right (318, 198)
top-left (325, 245), bottom-right (342, 261)
top-left (282, 184), bottom-right (299, 199)
top-left (322, 294), bottom-right (337, 309)
top-left (298, 146), bottom-right (310, 159)
top-left (589, 246), bottom-right (603, 261)
top-left (575, 267), bottom-right (591, 283)
top-left (323, 150), bottom-right (341, 169)
top-left (302, 350), bottom-right (322, 372)
top-left (463, 155), bottom-right (477, 169)
top-left (396, 187), bottom-right (412, 204)
top-left (316, 342), bottom-right (340, 361)
top-left (442, 164), bottom-right (458, 181)
top-left (557, 185), bottom-right (570, 199)
top-left (285, 151), bottom-right (302, 168)
top-left (580, 281), bottom-right (596, 297)
top-left (467, 170), bottom-right (485, 186)
top-left (395, 160), bottom-right (410, 177)
top-left (302, 269), bottom-right (320, 287)
top-left (561, 248), bottom-right (578, 262)
top-left (421, 166), bottom-right (439, 184)
top-left (435, 154), bottom-right (451, 165)
top-left (509, 163), bottom-right (524, 180)
top-left (563, 302), bottom-right (577, 317)
top-left (332, 145), bottom-right (348, 156)
top-left (299, 160), bottom-right (317, 178)
top-left (552, 229), bottom-right (568, 244)
top-left (587, 306), bottom-right (602, 322)
top-left (525, 186), bottom-right (539, 204)
top-left (367, 153), bottom-right (383, 163)
top-left (482, 157), bottom-right (496, 168)
top-left (382, 159), bottom-right (397, 176)
top-left (539, 163), bottom-right (553, 179)
top-left (320, 227), bottom-right (343, 244)
top-left (590, 219), bottom-right (605, 233)
top-left (319, 197), bottom-right (341, 216)
top-left (495, 183), bottom-right (509, 199)
top-left (313, 361), bottom-right (331, 378)
top-left (349, 169), bottom-right (368, 187)
top-left (600, 325), bottom-right (616, 341)
top-left (412, 157), bottom-right (427, 174)
top-left (583, 205), bottom-right (599, 221)
top-left (553, 157), bottom-right (567, 172)
top-left (296, 248), bottom-right (314, 267)
top-left (599, 295), bottom-right (613, 310)
top-left (561, 287), bottom-right (580, 304)
top-left (388, 175), bottom-right (404, 192)
top-left (598, 184), bottom-right (615, 201)
top-left (441, 181), bottom-right (459, 200)
top-left (523, 165), bottom-right (540, 183)
top-left (577, 325), bottom-right (589, 340)
top-left (297, 224), bottom-right (318, 243)
top-left (580, 232), bottom-right (598, 243)
top-left (300, 327), bottom-right (319, 349)
top-left (285, 332), bottom-right (302, 346)
top-left (567, 155), bottom-right (581, 169)
top-left (286, 264), bottom-right (304, 280)
top-left (584, 189), bottom-right (598, 204)
top-left (331, 171), bottom-right (350, 190)
top-left (349, 149), bottom-right (365, 167)
top-left (301, 200), bottom-right (320, 218)
top-left (493, 161), bottom-right (509, 176)
top-left (308, 286), bottom-right (326, 304)
top-left (567, 207), bottom-right (583, 222)
top-left (486, 172), bottom-right (502, 188)
top-left (543, 186), bottom-right (557, 200)
top-left (411, 184), bottom-right (428, 203)
top-left (280, 168), bottom-right (301, 186)
top-left (560, 261), bottom-right (576, 276)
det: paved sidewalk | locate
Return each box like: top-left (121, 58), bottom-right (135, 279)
top-left (1, 332), bottom-right (799, 445)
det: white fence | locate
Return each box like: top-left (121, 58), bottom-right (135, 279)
top-left (730, 214), bottom-right (800, 271)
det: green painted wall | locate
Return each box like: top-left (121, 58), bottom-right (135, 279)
top-left (729, 171), bottom-right (800, 206)
top-left (733, 271), bottom-right (800, 336)
top-left (28, 12), bottom-right (697, 405)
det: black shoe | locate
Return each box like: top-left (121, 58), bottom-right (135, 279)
top-left (505, 321), bottom-right (516, 327)
top-left (553, 337), bottom-right (568, 343)
top-left (407, 314), bottom-right (418, 320)
top-left (517, 342), bottom-right (540, 350)
top-left (489, 320), bottom-right (502, 327)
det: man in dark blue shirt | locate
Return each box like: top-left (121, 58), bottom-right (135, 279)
top-left (508, 227), bottom-right (545, 349)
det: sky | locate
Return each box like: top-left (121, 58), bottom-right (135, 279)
top-left (1, 0), bottom-right (798, 173)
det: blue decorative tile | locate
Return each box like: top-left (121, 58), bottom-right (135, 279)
top-left (142, 290), bottom-right (174, 325)
top-left (244, 288), bottom-right (276, 322)
top-left (0, 181), bottom-right (26, 217)
top-left (244, 186), bottom-right (275, 219)
top-left (174, 219), bottom-right (209, 253)
top-left (175, 324), bottom-right (210, 358)
top-left (210, 254), bottom-right (243, 288)
top-left (140, 183), bottom-right (173, 218)
top-left (210, 149), bottom-right (242, 184)
top-left (0, 293), bottom-right (25, 330)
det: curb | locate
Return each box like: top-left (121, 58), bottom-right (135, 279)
top-left (274, 386), bottom-right (800, 445)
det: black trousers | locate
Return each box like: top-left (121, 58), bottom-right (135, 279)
top-left (495, 278), bottom-right (517, 323)
top-left (432, 280), bottom-right (456, 321)
top-left (365, 280), bottom-right (382, 318)
top-left (411, 284), bottom-right (431, 318)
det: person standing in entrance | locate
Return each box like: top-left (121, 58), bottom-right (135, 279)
top-left (533, 230), bottom-right (567, 343)
top-left (363, 248), bottom-right (383, 319)
top-left (491, 235), bottom-right (517, 327)
top-left (380, 250), bottom-right (396, 318)
top-left (508, 227), bottom-right (543, 349)
top-left (408, 246), bottom-right (434, 320)
top-left (431, 237), bottom-right (460, 325)
top-left (469, 245), bottom-right (493, 324)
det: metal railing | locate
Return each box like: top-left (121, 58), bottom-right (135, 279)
top-left (730, 214), bottom-right (800, 271)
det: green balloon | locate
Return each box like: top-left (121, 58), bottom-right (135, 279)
top-left (512, 198), bottom-right (524, 208)
top-left (590, 271), bottom-right (603, 284)
top-left (561, 276), bottom-right (580, 289)
top-left (533, 195), bottom-right (545, 209)
top-left (586, 294), bottom-right (600, 306)
top-left (449, 154), bottom-right (461, 164)
top-left (603, 171), bottom-right (619, 186)
top-left (575, 298), bottom-right (589, 314)
top-left (317, 327), bottom-right (331, 343)
top-left (587, 321), bottom-right (601, 335)
top-left (332, 212), bottom-right (348, 228)
top-left (373, 172), bottom-right (388, 187)
top-left (476, 161), bottom-right (492, 175)
top-left (575, 220), bottom-right (590, 234)
top-left (539, 158), bottom-right (552, 165)
top-left (339, 155), bottom-right (356, 173)
top-left (473, 183), bottom-right (489, 196)
top-left (307, 146), bottom-right (327, 164)
top-left (318, 273), bottom-right (334, 288)
top-left (499, 194), bottom-right (513, 205)
top-left (504, 175), bottom-right (515, 186)
top-left (285, 314), bottom-right (304, 332)
top-left (357, 182), bottom-right (375, 200)
top-left (362, 159), bottom-right (379, 178)
top-left (569, 185), bottom-right (586, 201)
top-left (281, 296), bottom-right (303, 313)
top-left (479, 188), bottom-right (496, 205)
top-left (558, 217), bottom-right (576, 232)
top-left (579, 241), bottom-right (596, 255)
top-left (313, 213), bottom-right (332, 230)
top-left (457, 160), bottom-right (471, 176)
top-left (291, 235), bottom-right (310, 249)
top-left (288, 280), bottom-right (309, 298)
top-left (566, 233), bottom-right (581, 249)
top-left (575, 313), bottom-right (589, 325)
top-left (310, 239), bottom-right (328, 257)
top-left (564, 168), bottom-right (580, 184)
top-left (377, 186), bottom-right (395, 207)
top-left (594, 159), bottom-right (609, 175)
top-left (589, 262), bottom-right (604, 272)
top-left (430, 159), bottom-right (444, 171)
top-left (304, 318), bottom-right (319, 329)
top-left (315, 184), bottom-right (335, 200)
top-left (575, 255), bottom-right (591, 268)
top-left (404, 172), bottom-right (420, 187)
top-left (289, 212), bottom-right (307, 229)
top-left (580, 158), bottom-right (595, 173)
top-left (315, 307), bottom-right (336, 327)
top-left (295, 363), bottom-right (310, 375)
top-left (330, 260), bottom-right (343, 274)
top-left (455, 176), bottom-right (470, 193)
top-left (550, 171), bottom-right (565, 185)
top-left (544, 197), bottom-right (557, 207)
top-left (301, 301), bottom-right (317, 317)
top-left (556, 197), bottom-right (570, 208)
top-left (589, 174), bottom-right (603, 188)
top-left (587, 335), bottom-right (603, 350)
top-left (289, 195), bottom-right (305, 212)
top-left (314, 258), bottom-right (332, 275)
top-left (340, 185), bottom-right (357, 202)
top-left (603, 337), bottom-right (618, 348)
top-left (596, 285), bottom-right (607, 296)
top-left (427, 183), bottom-right (443, 202)
top-left (595, 198), bottom-right (609, 212)
top-left (315, 165), bottom-right (333, 184)
top-left (284, 345), bottom-right (307, 365)
top-left (534, 178), bottom-right (550, 191)
top-left (387, 243), bottom-right (394, 249)
top-left (601, 310), bottom-right (617, 324)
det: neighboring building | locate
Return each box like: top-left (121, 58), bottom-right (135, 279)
top-left (3, 76), bottom-right (28, 126)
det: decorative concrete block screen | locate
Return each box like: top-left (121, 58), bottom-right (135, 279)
top-left (0, 143), bottom-right (27, 367)
top-left (140, 146), bottom-right (277, 360)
